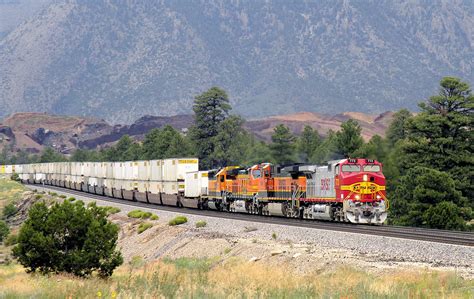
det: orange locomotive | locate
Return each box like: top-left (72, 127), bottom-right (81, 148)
top-left (203, 158), bottom-right (388, 224)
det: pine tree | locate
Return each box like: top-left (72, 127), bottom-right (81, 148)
top-left (386, 109), bottom-right (412, 146)
top-left (270, 124), bottom-right (296, 164)
top-left (191, 87), bottom-right (231, 169)
top-left (212, 115), bottom-right (248, 167)
top-left (400, 77), bottom-right (473, 200)
top-left (334, 119), bottom-right (364, 157)
top-left (297, 125), bottom-right (321, 162)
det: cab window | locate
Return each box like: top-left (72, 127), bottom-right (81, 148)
top-left (252, 169), bottom-right (261, 179)
top-left (342, 165), bottom-right (361, 173)
top-left (363, 165), bottom-right (381, 172)
top-left (335, 165), bottom-right (340, 175)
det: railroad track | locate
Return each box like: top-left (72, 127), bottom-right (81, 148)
top-left (27, 184), bottom-right (474, 247)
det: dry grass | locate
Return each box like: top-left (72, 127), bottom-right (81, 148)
top-left (0, 178), bottom-right (26, 208)
top-left (0, 258), bottom-right (472, 298)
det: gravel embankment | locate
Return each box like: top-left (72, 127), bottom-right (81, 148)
top-left (30, 186), bottom-right (474, 277)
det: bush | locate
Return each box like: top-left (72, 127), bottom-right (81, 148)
top-left (168, 216), bottom-right (188, 226)
top-left (48, 192), bottom-right (58, 197)
top-left (67, 197), bottom-right (76, 202)
top-left (271, 232), bottom-right (277, 240)
top-left (10, 173), bottom-right (20, 181)
top-left (423, 201), bottom-right (468, 231)
top-left (2, 202), bottom-right (17, 219)
top-left (141, 211), bottom-right (152, 219)
top-left (0, 220), bottom-right (9, 242)
top-left (13, 201), bottom-right (123, 277)
top-left (105, 206), bottom-right (121, 215)
top-left (137, 222), bottom-right (153, 234)
top-left (128, 210), bottom-right (144, 218)
top-left (195, 220), bottom-right (207, 228)
top-left (150, 214), bottom-right (159, 220)
top-left (127, 210), bottom-right (153, 219)
top-left (35, 194), bottom-right (43, 200)
top-left (59, 195), bottom-right (67, 199)
top-left (4, 233), bottom-right (18, 246)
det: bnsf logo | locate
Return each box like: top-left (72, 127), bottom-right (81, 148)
top-left (320, 178), bottom-right (331, 191)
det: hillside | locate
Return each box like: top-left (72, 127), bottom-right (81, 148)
top-left (0, 111), bottom-right (393, 153)
top-left (0, 0), bottom-right (472, 123)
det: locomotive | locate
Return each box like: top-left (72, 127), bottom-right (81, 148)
top-left (1, 157), bottom-right (388, 224)
top-left (194, 158), bottom-right (387, 224)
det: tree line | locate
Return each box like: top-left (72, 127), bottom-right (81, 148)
top-left (1, 77), bottom-right (472, 230)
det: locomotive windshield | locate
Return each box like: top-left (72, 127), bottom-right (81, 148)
top-left (363, 165), bottom-right (381, 172)
top-left (252, 169), bottom-right (261, 178)
top-left (341, 165), bottom-right (361, 172)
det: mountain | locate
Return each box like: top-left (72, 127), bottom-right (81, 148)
top-left (0, 0), bottom-right (472, 123)
top-left (0, 0), bottom-right (52, 39)
top-left (0, 111), bottom-right (393, 154)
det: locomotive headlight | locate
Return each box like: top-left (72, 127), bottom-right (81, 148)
top-left (376, 194), bottom-right (381, 199)
top-left (363, 174), bottom-right (368, 182)
top-left (355, 195), bottom-right (360, 200)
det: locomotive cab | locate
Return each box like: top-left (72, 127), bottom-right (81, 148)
top-left (337, 158), bottom-right (388, 224)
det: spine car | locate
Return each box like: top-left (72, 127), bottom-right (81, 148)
top-left (0, 158), bottom-right (388, 224)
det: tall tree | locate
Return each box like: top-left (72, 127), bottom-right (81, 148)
top-left (386, 109), bottom-right (412, 146)
top-left (212, 115), bottom-right (248, 167)
top-left (297, 125), bottom-right (321, 162)
top-left (270, 124), bottom-right (296, 164)
top-left (400, 77), bottom-right (473, 200)
top-left (334, 119), bottom-right (364, 157)
top-left (142, 126), bottom-right (191, 160)
top-left (311, 130), bottom-right (338, 164)
top-left (39, 147), bottom-right (66, 162)
top-left (191, 87), bottom-right (231, 169)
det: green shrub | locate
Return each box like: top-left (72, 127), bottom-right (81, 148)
top-left (0, 220), bottom-right (10, 242)
top-left (128, 210), bottom-right (144, 218)
top-left (168, 216), bottom-right (188, 226)
top-left (141, 211), bottom-right (152, 219)
top-left (271, 232), bottom-right (277, 240)
top-left (48, 192), bottom-right (58, 197)
top-left (13, 201), bottom-right (123, 277)
top-left (2, 202), bottom-right (17, 219)
top-left (150, 214), bottom-right (159, 220)
top-left (4, 233), bottom-right (18, 246)
top-left (137, 222), bottom-right (153, 234)
top-left (59, 195), bottom-right (67, 199)
top-left (105, 207), bottom-right (121, 215)
top-left (195, 220), bottom-right (207, 228)
top-left (67, 197), bottom-right (76, 202)
top-left (35, 194), bottom-right (43, 200)
top-left (127, 210), bottom-right (154, 219)
top-left (10, 173), bottom-right (20, 181)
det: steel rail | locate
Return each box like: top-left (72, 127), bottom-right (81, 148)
top-left (27, 184), bottom-right (474, 247)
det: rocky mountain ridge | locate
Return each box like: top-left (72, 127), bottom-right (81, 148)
top-left (0, 111), bottom-right (394, 154)
top-left (0, 0), bottom-right (472, 123)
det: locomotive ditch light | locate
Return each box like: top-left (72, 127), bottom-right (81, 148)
top-left (355, 194), bottom-right (360, 200)
top-left (363, 174), bottom-right (368, 182)
top-left (376, 194), bottom-right (381, 199)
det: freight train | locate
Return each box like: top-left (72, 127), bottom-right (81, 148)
top-left (0, 157), bottom-right (388, 224)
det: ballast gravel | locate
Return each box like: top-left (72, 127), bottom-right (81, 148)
top-left (31, 186), bottom-right (474, 278)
